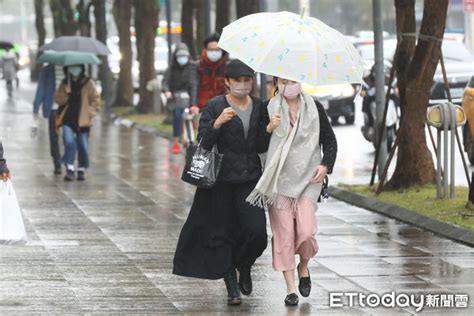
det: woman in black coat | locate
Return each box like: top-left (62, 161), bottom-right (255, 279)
top-left (162, 42), bottom-right (199, 154)
top-left (173, 60), bottom-right (271, 305)
top-left (0, 141), bottom-right (10, 181)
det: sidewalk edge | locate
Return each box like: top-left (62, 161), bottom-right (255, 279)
top-left (329, 186), bottom-right (474, 247)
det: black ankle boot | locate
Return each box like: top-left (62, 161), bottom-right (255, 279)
top-left (238, 265), bottom-right (252, 296)
top-left (64, 169), bottom-right (74, 182)
top-left (224, 269), bottom-right (242, 305)
top-left (54, 164), bottom-right (62, 175)
top-left (77, 170), bottom-right (85, 181)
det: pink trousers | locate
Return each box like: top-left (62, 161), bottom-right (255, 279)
top-left (269, 196), bottom-right (319, 271)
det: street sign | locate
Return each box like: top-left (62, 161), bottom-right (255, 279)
top-left (465, 0), bottom-right (474, 12)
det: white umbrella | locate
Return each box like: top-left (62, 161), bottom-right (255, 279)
top-left (218, 11), bottom-right (364, 86)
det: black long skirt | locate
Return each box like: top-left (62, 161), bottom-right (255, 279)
top-left (173, 181), bottom-right (267, 280)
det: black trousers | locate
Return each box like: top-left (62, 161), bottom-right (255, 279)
top-left (173, 181), bottom-right (267, 280)
top-left (48, 110), bottom-right (61, 168)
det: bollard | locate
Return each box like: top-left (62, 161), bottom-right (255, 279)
top-left (427, 102), bottom-right (466, 199)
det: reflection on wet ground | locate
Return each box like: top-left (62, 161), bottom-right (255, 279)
top-left (0, 86), bottom-right (473, 314)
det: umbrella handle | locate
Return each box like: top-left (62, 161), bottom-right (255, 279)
top-left (66, 72), bottom-right (71, 93)
top-left (277, 84), bottom-right (287, 114)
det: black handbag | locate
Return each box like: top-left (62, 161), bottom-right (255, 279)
top-left (181, 141), bottom-right (223, 189)
top-left (317, 176), bottom-right (329, 202)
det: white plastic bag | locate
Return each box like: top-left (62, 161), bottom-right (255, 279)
top-left (0, 180), bottom-right (27, 245)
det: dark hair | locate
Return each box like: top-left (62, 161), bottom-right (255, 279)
top-left (273, 76), bottom-right (279, 96)
top-left (204, 32), bottom-right (221, 49)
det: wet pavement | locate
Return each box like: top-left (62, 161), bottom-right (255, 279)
top-left (0, 74), bottom-right (473, 314)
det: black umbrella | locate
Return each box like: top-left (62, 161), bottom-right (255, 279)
top-left (0, 41), bottom-right (14, 50)
top-left (40, 36), bottom-right (110, 56)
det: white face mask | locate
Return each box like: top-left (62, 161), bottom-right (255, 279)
top-left (68, 66), bottom-right (82, 77)
top-left (206, 50), bottom-right (222, 62)
top-left (176, 56), bottom-right (189, 66)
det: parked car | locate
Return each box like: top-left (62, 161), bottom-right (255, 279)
top-left (430, 41), bottom-right (473, 106)
top-left (303, 83), bottom-right (357, 125)
top-left (356, 38), bottom-right (397, 77)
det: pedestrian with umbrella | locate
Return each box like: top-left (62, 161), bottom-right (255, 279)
top-left (219, 11), bottom-right (363, 306)
top-left (49, 51), bottom-right (101, 181)
top-left (173, 59), bottom-right (271, 305)
top-left (33, 60), bottom-right (61, 175)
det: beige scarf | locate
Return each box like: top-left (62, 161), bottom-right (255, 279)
top-left (246, 92), bottom-right (322, 210)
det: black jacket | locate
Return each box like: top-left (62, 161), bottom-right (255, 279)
top-left (198, 95), bottom-right (270, 184)
top-left (0, 141), bottom-right (8, 174)
top-left (162, 61), bottom-right (199, 105)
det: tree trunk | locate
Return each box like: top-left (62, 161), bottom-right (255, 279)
top-left (215, 0), bottom-right (231, 34)
top-left (112, 0), bottom-right (133, 107)
top-left (35, 0), bottom-right (46, 47)
top-left (393, 0), bottom-right (416, 120)
top-left (77, 0), bottom-right (92, 37)
top-left (387, 0), bottom-right (449, 189)
top-left (49, 0), bottom-right (76, 37)
top-left (134, 0), bottom-right (159, 113)
top-left (181, 0), bottom-right (196, 58)
top-left (195, 0), bottom-right (205, 55)
top-left (32, 0), bottom-right (46, 81)
top-left (236, 0), bottom-right (259, 19)
top-left (93, 0), bottom-right (113, 109)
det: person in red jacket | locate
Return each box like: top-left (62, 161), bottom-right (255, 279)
top-left (191, 33), bottom-right (228, 115)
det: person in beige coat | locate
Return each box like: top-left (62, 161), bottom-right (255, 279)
top-left (54, 65), bottom-right (100, 181)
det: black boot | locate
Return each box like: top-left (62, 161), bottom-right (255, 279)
top-left (64, 169), bottom-right (75, 182)
top-left (54, 164), bottom-right (62, 175)
top-left (238, 265), bottom-right (252, 296)
top-left (224, 269), bottom-right (242, 305)
top-left (77, 170), bottom-right (85, 181)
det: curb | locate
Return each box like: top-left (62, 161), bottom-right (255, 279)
top-left (329, 186), bottom-right (474, 247)
top-left (109, 113), bottom-right (173, 140)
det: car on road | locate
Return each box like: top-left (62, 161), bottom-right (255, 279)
top-left (303, 83), bottom-right (358, 125)
top-left (430, 41), bottom-right (473, 106)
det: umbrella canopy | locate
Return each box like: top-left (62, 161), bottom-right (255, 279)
top-left (218, 11), bottom-right (364, 86)
top-left (40, 36), bottom-right (110, 56)
top-left (0, 41), bottom-right (14, 50)
top-left (37, 50), bottom-right (101, 65)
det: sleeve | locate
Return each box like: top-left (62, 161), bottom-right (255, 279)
top-left (161, 67), bottom-right (171, 92)
top-left (54, 82), bottom-right (69, 107)
top-left (316, 101), bottom-right (338, 174)
top-left (87, 80), bottom-right (101, 116)
top-left (0, 141), bottom-right (9, 174)
top-left (33, 68), bottom-right (46, 114)
top-left (197, 102), bottom-right (222, 150)
top-left (255, 99), bottom-right (271, 153)
top-left (189, 62), bottom-right (199, 106)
